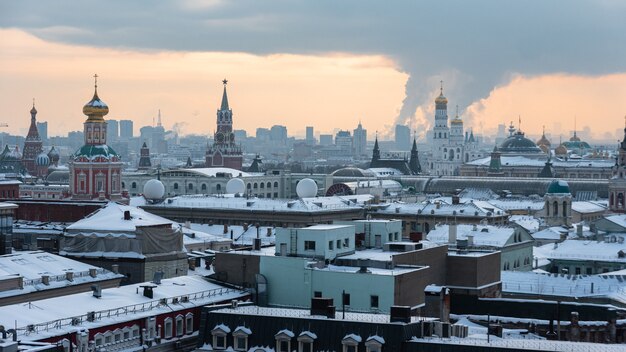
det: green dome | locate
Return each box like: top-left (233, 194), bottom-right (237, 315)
top-left (546, 179), bottom-right (570, 194)
top-left (72, 144), bottom-right (120, 161)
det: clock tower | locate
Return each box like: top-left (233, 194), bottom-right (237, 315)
top-left (205, 79), bottom-right (243, 170)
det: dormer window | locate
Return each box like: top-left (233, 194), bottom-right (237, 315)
top-left (365, 335), bottom-right (385, 352)
top-left (342, 334), bottom-right (361, 352)
top-left (275, 329), bottom-right (294, 352)
top-left (233, 326), bottom-right (251, 351)
top-left (211, 324), bottom-right (230, 350)
top-left (297, 331), bottom-right (317, 352)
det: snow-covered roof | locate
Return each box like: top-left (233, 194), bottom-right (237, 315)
top-left (67, 202), bottom-right (172, 232)
top-left (509, 215), bottom-right (540, 233)
top-left (532, 226), bottom-right (568, 240)
top-left (0, 275), bottom-right (247, 341)
top-left (151, 194), bottom-right (365, 214)
top-left (427, 224), bottom-right (520, 248)
top-left (375, 200), bottom-right (506, 218)
top-left (536, 240), bottom-right (626, 263)
top-left (0, 251), bottom-right (123, 299)
top-left (502, 271), bottom-right (626, 304)
top-left (571, 201), bottom-right (606, 214)
top-left (189, 223), bottom-right (275, 246)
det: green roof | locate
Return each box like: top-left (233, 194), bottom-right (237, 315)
top-left (73, 144), bottom-right (119, 160)
top-left (546, 179), bottom-right (570, 194)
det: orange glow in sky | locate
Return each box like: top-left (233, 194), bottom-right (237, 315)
top-left (1, 29), bottom-right (625, 142)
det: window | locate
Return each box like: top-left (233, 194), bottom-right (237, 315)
top-left (304, 240), bottom-right (316, 251)
top-left (233, 327), bottom-right (251, 351)
top-left (329, 241), bottom-right (334, 250)
top-left (176, 315), bottom-right (184, 336)
top-left (164, 318), bottom-right (173, 338)
top-left (185, 313), bottom-right (193, 334)
top-left (370, 295), bottom-right (379, 309)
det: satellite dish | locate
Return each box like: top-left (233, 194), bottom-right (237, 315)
top-left (296, 178), bottom-right (318, 198)
top-left (143, 179), bottom-right (165, 199)
top-left (226, 178), bottom-right (246, 194)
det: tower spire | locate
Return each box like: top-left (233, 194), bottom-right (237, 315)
top-left (220, 78), bottom-right (230, 110)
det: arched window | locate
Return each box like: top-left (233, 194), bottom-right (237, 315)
top-left (174, 183), bottom-right (179, 190)
top-left (553, 201), bottom-right (558, 216)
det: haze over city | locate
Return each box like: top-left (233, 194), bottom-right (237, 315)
top-left (2, 0), bottom-right (626, 141)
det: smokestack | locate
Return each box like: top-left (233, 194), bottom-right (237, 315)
top-left (448, 224), bottom-right (457, 244)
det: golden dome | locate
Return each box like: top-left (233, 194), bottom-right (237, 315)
top-left (82, 75), bottom-right (108, 122)
top-left (435, 92), bottom-right (448, 105)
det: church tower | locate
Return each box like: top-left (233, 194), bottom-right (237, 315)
top-left (22, 100), bottom-right (44, 175)
top-left (609, 121), bottom-right (626, 213)
top-left (69, 75), bottom-right (124, 201)
top-left (432, 82), bottom-right (450, 159)
top-left (205, 79), bottom-right (243, 170)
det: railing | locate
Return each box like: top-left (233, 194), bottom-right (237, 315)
top-left (15, 287), bottom-right (242, 335)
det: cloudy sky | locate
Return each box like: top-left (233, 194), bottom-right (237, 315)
top-left (1, 0), bottom-right (626, 142)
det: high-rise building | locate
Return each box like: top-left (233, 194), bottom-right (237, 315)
top-left (119, 120), bottom-right (134, 139)
top-left (306, 126), bottom-right (315, 145)
top-left (69, 76), bottom-right (124, 201)
top-left (395, 124), bottom-right (411, 151)
top-left (270, 125), bottom-right (288, 144)
top-left (36, 121), bottom-right (48, 142)
top-left (205, 80), bottom-right (243, 170)
top-left (335, 130), bottom-right (353, 156)
top-left (107, 119), bottom-right (119, 141)
top-left (353, 122), bottom-right (367, 158)
top-left (319, 134), bottom-right (333, 146)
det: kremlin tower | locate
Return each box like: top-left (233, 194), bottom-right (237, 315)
top-left (205, 79), bottom-right (243, 170)
top-left (69, 75), bottom-right (124, 201)
top-left (22, 101), bottom-right (44, 175)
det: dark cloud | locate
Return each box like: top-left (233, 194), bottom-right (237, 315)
top-left (2, 0), bottom-right (625, 131)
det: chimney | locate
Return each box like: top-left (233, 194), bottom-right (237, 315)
top-left (253, 238), bottom-right (262, 251)
top-left (41, 275), bottom-right (50, 285)
top-left (448, 224), bottom-right (457, 244)
top-left (89, 268), bottom-right (97, 278)
top-left (91, 284), bottom-right (102, 298)
top-left (111, 264), bottom-right (119, 274)
top-left (390, 306), bottom-right (411, 323)
top-left (65, 271), bottom-right (74, 282)
top-left (124, 210), bottom-right (131, 220)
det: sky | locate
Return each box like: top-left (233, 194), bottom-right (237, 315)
top-left (1, 0), bottom-right (626, 142)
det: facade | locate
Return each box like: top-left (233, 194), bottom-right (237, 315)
top-left (428, 86), bottom-right (483, 176)
top-left (60, 202), bottom-right (188, 284)
top-left (68, 77), bottom-right (124, 201)
top-left (205, 80), bottom-right (243, 170)
top-left (353, 122), bottom-right (367, 158)
top-left (22, 102), bottom-right (44, 175)
top-left (138, 142), bottom-right (152, 170)
top-left (119, 119), bottom-right (133, 139)
top-left (609, 126), bottom-right (626, 213)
